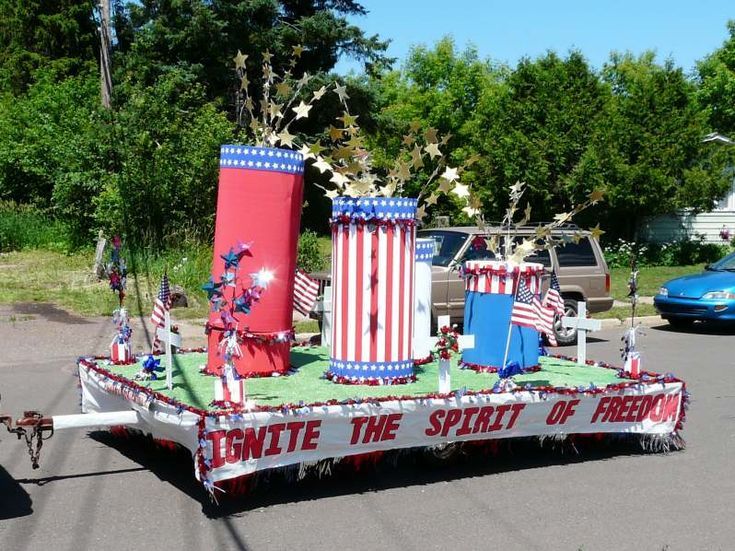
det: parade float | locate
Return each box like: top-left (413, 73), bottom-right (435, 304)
top-left (3, 48), bottom-right (688, 501)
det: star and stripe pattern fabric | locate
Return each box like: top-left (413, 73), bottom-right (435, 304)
top-left (328, 198), bottom-right (418, 381)
top-left (150, 273), bottom-right (171, 351)
top-left (464, 260), bottom-right (543, 294)
top-left (293, 268), bottom-right (320, 315)
top-left (413, 238), bottom-right (436, 360)
top-left (510, 278), bottom-right (539, 329)
top-left (544, 271), bottom-right (565, 317)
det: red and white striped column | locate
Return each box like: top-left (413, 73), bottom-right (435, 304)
top-left (327, 197), bottom-right (418, 383)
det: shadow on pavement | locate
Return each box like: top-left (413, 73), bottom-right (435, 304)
top-left (0, 465), bottom-right (33, 520)
top-left (11, 302), bottom-right (93, 326)
top-left (89, 429), bottom-right (672, 518)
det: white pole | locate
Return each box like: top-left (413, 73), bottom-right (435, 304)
top-left (501, 269), bottom-right (521, 370)
top-left (165, 310), bottom-right (173, 390)
top-left (53, 411), bottom-right (141, 430)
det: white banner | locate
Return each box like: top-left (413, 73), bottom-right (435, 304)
top-left (78, 361), bottom-right (684, 484)
top-left (203, 383), bottom-right (684, 482)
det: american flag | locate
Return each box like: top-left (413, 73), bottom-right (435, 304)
top-left (150, 273), bottom-right (171, 351)
top-left (535, 299), bottom-right (557, 346)
top-left (293, 268), bottom-right (320, 315)
top-left (511, 278), bottom-right (539, 329)
top-left (543, 271), bottom-right (565, 317)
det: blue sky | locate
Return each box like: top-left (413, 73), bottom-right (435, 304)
top-left (336, 1), bottom-right (734, 74)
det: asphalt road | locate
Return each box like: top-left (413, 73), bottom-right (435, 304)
top-left (1, 303), bottom-right (734, 551)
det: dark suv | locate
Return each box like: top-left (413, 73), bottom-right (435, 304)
top-left (417, 226), bottom-right (613, 345)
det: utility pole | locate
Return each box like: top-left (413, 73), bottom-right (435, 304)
top-left (99, 0), bottom-right (112, 109)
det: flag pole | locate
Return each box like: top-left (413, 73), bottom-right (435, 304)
top-left (501, 267), bottom-right (521, 369)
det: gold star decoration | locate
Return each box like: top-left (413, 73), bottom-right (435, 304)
top-left (416, 204), bottom-right (427, 220)
top-left (437, 178), bottom-right (452, 194)
top-left (292, 44), bottom-right (304, 57)
top-left (334, 83), bottom-right (349, 103)
top-left (307, 142), bottom-right (325, 156)
top-left (509, 181), bottom-right (525, 196)
top-left (452, 182), bottom-right (470, 199)
top-left (346, 134), bottom-right (364, 149)
top-left (588, 189), bottom-right (605, 205)
top-left (297, 73), bottom-right (311, 88)
top-left (424, 127), bottom-right (438, 143)
top-left (426, 193), bottom-right (439, 206)
top-left (328, 125), bottom-right (344, 141)
top-left (277, 129), bottom-right (295, 148)
top-left (240, 75), bottom-right (250, 90)
top-left (402, 134), bottom-right (415, 147)
top-left (397, 160), bottom-right (412, 181)
top-left (312, 86), bottom-right (327, 100)
top-left (410, 145), bottom-right (424, 169)
top-left (462, 205), bottom-right (480, 218)
top-left (338, 112), bottom-right (358, 126)
top-left (292, 101), bottom-right (312, 120)
top-left (313, 157), bottom-right (332, 174)
top-left (485, 236), bottom-right (498, 252)
top-left (424, 142), bottom-right (441, 159)
top-left (269, 101), bottom-right (283, 119)
top-left (298, 144), bottom-right (314, 160)
top-left (464, 153), bottom-right (480, 167)
top-left (554, 212), bottom-right (572, 224)
top-left (275, 81), bottom-right (292, 97)
top-left (409, 121), bottom-right (422, 133)
top-left (262, 50), bottom-right (273, 63)
top-left (589, 223), bottom-right (605, 240)
top-left (441, 166), bottom-right (459, 182)
top-left (233, 50), bottom-right (248, 69)
top-left (330, 172), bottom-right (350, 187)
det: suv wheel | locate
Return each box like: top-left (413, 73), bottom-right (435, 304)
top-left (553, 298), bottom-right (579, 346)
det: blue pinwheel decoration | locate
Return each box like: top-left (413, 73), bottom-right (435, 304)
top-left (202, 277), bottom-right (223, 299)
top-left (221, 248), bottom-right (239, 270)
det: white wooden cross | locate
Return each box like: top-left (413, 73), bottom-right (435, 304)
top-left (156, 311), bottom-right (181, 390)
top-left (315, 285), bottom-right (332, 349)
top-left (436, 315), bottom-right (474, 393)
top-left (561, 301), bottom-right (601, 365)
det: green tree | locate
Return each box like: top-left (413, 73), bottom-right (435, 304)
top-left (0, 0), bottom-right (98, 93)
top-left (697, 20), bottom-right (735, 134)
top-left (114, 0), bottom-right (391, 101)
top-left (577, 52), bottom-right (732, 239)
top-left (472, 50), bottom-right (607, 220)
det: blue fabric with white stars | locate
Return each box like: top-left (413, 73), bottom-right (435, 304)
top-left (332, 197), bottom-right (418, 221)
top-left (219, 145), bottom-right (304, 175)
top-left (415, 238), bottom-right (435, 263)
top-left (328, 359), bottom-right (415, 380)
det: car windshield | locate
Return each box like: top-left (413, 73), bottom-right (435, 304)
top-left (417, 230), bottom-right (468, 267)
top-left (709, 252), bottom-right (735, 271)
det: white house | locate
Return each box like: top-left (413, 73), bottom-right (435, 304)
top-left (641, 133), bottom-right (735, 244)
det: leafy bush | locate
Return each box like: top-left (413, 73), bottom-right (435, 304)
top-left (604, 237), bottom-right (731, 268)
top-left (0, 201), bottom-right (71, 252)
top-left (297, 230), bottom-right (327, 272)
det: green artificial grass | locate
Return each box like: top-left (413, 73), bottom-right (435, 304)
top-left (105, 347), bottom-right (630, 409)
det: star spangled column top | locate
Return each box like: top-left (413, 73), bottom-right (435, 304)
top-left (415, 238), bottom-right (435, 263)
top-left (463, 260), bottom-right (545, 275)
top-left (219, 145), bottom-right (304, 175)
top-left (331, 196), bottom-right (418, 222)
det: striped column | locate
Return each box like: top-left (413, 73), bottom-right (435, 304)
top-left (412, 238), bottom-right (435, 361)
top-left (328, 197), bottom-right (418, 383)
top-left (461, 261), bottom-right (545, 370)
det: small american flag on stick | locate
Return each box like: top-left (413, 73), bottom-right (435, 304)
top-left (543, 271), bottom-right (565, 317)
top-left (293, 268), bottom-right (319, 315)
top-left (511, 278), bottom-right (539, 329)
top-left (150, 273), bottom-right (171, 351)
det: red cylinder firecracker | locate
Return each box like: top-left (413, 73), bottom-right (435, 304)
top-left (327, 197), bottom-right (418, 384)
top-left (206, 145), bottom-right (304, 376)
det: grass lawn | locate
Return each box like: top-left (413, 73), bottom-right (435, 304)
top-left (0, 249), bottom-right (211, 319)
top-left (609, 264), bottom-right (705, 300)
top-left (105, 348), bottom-right (630, 408)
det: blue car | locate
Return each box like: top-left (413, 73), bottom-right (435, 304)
top-left (654, 251), bottom-right (735, 328)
